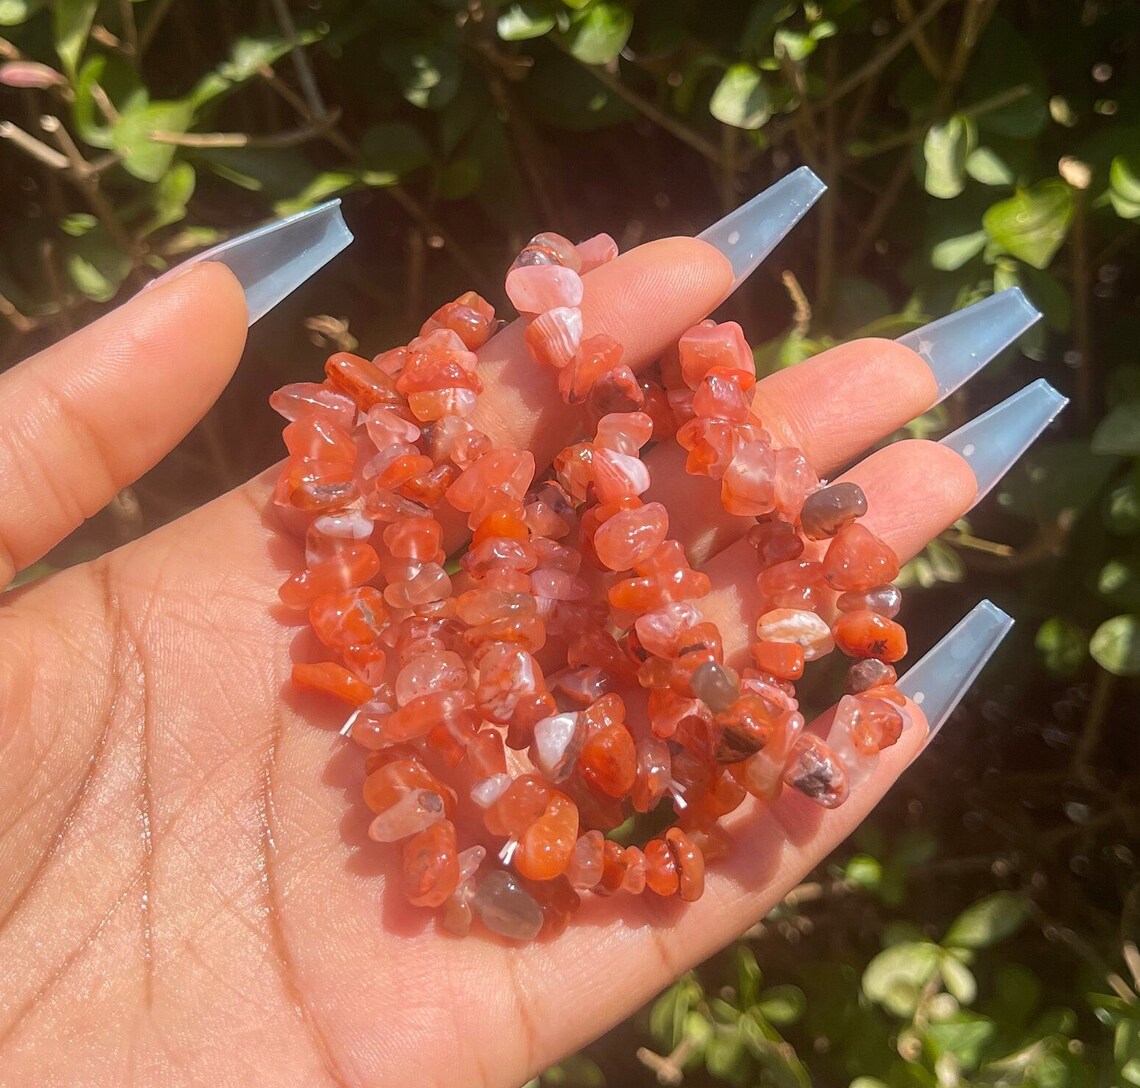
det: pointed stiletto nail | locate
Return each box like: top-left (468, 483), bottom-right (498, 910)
top-left (145, 199), bottom-right (353, 327)
top-left (941, 379), bottom-right (1069, 504)
top-left (698, 166), bottom-right (826, 294)
top-left (897, 288), bottom-right (1042, 401)
top-left (899, 600), bottom-right (1014, 748)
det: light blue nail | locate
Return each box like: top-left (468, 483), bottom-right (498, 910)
top-left (150, 199), bottom-right (353, 327)
top-left (899, 600), bottom-right (1014, 747)
top-left (897, 288), bottom-right (1042, 401)
top-left (941, 379), bottom-right (1069, 504)
top-left (698, 166), bottom-right (826, 293)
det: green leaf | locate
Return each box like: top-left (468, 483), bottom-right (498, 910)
top-left (140, 161), bottom-right (195, 236)
top-left (1090, 615), bottom-right (1140, 676)
top-left (381, 41), bottom-right (461, 110)
top-left (709, 64), bottom-right (771, 130)
top-left (112, 100), bottom-right (194, 183)
top-left (755, 985), bottom-right (806, 1026)
top-left (65, 228), bottom-right (133, 302)
top-left (923, 1013), bottom-right (997, 1072)
top-left (53, 0), bottom-right (97, 76)
top-left (983, 180), bottom-right (1074, 269)
top-left (60, 212), bottom-right (98, 237)
top-left (649, 975), bottom-right (701, 1049)
top-left (737, 945), bottom-right (762, 1008)
top-left (922, 115), bottom-right (975, 200)
top-left (1035, 617), bottom-right (1088, 678)
top-left (1109, 155), bottom-right (1140, 220)
top-left (943, 892), bottom-right (1030, 949)
top-left (939, 953), bottom-right (977, 1005)
top-left (966, 146), bottom-right (1014, 187)
top-left (931, 230), bottom-right (987, 271)
top-left (862, 941), bottom-right (941, 1017)
top-left (274, 170), bottom-right (359, 216)
top-left (566, 2), bottom-right (633, 65)
top-left (0, 0), bottom-right (41, 26)
top-left (773, 27), bottom-right (815, 62)
top-left (1092, 401), bottom-right (1140, 456)
top-left (843, 853), bottom-right (882, 892)
top-left (1106, 480), bottom-right (1140, 536)
top-left (1098, 558), bottom-right (1140, 610)
top-left (706, 1030), bottom-right (748, 1079)
top-left (360, 122), bottom-right (432, 178)
top-left (498, 2), bottom-right (556, 41)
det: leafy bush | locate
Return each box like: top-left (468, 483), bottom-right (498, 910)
top-left (2, 0), bottom-right (1138, 1083)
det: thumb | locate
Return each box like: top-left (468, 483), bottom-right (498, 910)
top-left (0, 263), bottom-right (248, 587)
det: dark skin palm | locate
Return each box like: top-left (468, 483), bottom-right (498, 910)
top-left (0, 246), bottom-right (973, 1086)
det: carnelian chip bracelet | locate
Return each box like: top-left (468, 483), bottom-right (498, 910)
top-left (269, 231), bottom-right (911, 942)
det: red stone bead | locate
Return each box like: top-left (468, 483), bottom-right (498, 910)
top-left (402, 820), bottom-right (461, 908)
top-left (291, 661), bottom-right (372, 706)
top-left (833, 609), bottom-right (908, 662)
top-left (578, 722), bottom-right (637, 797)
top-left (279, 545), bottom-right (381, 609)
top-left (822, 524), bottom-right (901, 592)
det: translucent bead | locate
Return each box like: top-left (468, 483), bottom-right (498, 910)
top-left (524, 306), bottom-right (583, 368)
top-left (402, 820), bottom-right (460, 907)
top-left (690, 660), bottom-right (740, 713)
top-left (291, 661), bottom-right (372, 705)
top-left (471, 773), bottom-right (512, 808)
top-left (748, 519), bottom-right (804, 568)
top-left (591, 447), bottom-right (651, 502)
top-left (325, 351), bottom-right (402, 410)
top-left (368, 789), bottom-right (445, 842)
top-left (505, 265), bottom-right (584, 315)
top-left (644, 838), bottom-right (679, 896)
top-left (558, 335), bottom-right (623, 405)
top-left (782, 734), bottom-right (849, 808)
top-left (419, 290), bottom-right (496, 350)
top-left (632, 736), bottom-right (672, 813)
top-left (845, 658), bottom-right (898, 693)
top-left (530, 711), bottom-right (585, 781)
top-left (305, 509), bottom-right (375, 567)
top-left (736, 710), bottom-right (804, 801)
top-left (754, 608), bottom-right (834, 660)
top-left (474, 645), bottom-right (544, 724)
top-left (515, 791), bottom-right (579, 881)
top-left (837, 584), bottom-right (902, 618)
top-left (833, 609), bottom-right (908, 662)
top-left (826, 694), bottom-right (905, 787)
top-left (394, 651), bottom-right (468, 705)
top-left (748, 640), bottom-right (804, 680)
top-left (822, 524), bottom-right (901, 592)
top-left (635, 601), bottom-right (702, 659)
top-left (270, 381), bottom-right (357, 429)
top-left (799, 482), bottom-right (868, 540)
top-left (693, 370), bottom-right (751, 422)
top-left (473, 869), bottom-right (544, 941)
top-left (665, 827), bottom-right (705, 901)
top-left (279, 545), bottom-right (381, 609)
top-left (575, 232), bottom-right (618, 272)
top-left (447, 448), bottom-right (536, 512)
top-left (578, 722), bottom-right (637, 797)
top-left (564, 830), bottom-right (605, 889)
top-left (309, 586), bottom-right (387, 652)
top-left (283, 415), bottom-right (356, 463)
top-left (678, 321), bottom-right (752, 389)
top-left (772, 447), bottom-right (818, 520)
top-left (593, 501), bottom-right (669, 570)
top-left (722, 441), bottom-right (776, 516)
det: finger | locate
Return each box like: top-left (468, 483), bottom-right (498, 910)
top-left (0, 264), bottom-right (247, 587)
top-left (697, 439), bottom-right (978, 668)
top-left (648, 337), bottom-right (938, 563)
top-left (471, 238), bottom-right (732, 471)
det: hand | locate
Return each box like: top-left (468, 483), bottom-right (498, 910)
top-left (0, 233), bottom-right (1032, 1086)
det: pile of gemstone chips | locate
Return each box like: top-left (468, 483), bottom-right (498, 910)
top-left (270, 229), bottom-right (909, 942)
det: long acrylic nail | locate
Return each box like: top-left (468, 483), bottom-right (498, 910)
top-left (145, 199), bottom-right (353, 327)
top-left (698, 166), bottom-right (826, 294)
top-left (941, 379), bottom-right (1069, 504)
top-left (899, 600), bottom-right (1013, 748)
top-left (897, 288), bottom-right (1041, 401)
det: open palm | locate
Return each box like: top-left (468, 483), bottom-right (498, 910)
top-left (0, 241), bottom-right (975, 1086)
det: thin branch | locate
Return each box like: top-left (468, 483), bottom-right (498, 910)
top-left (576, 58), bottom-right (732, 171)
top-left (845, 150), bottom-right (911, 272)
top-left (137, 0), bottom-right (177, 55)
top-left (148, 111), bottom-right (341, 148)
top-left (117, 0), bottom-right (139, 58)
top-left (895, 0), bottom-right (945, 80)
top-left (267, 0), bottom-right (326, 115)
top-left (0, 290), bottom-right (40, 334)
top-left (850, 83), bottom-right (1031, 159)
top-left (0, 120), bottom-right (69, 170)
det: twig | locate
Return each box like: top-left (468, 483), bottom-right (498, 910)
top-left (845, 150), bottom-right (911, 272)
top-left (137, 0), bottom-right (177, 55)
top-left (782, 271), bottom-right (812, 336)
top-left (576, 59), bottom-right (731, 171)
top-left (942, 528), bottom-right (1015, 557)
top-left (0, 290), bottom-right (39, 334)
top-left (117, 0), bottom-right (139, 58)
top-left (895, 0), bottom-right (945, 80)
top-left (0, 120), bottom-right (69, 170)
top-left (40, 115), bottom-right (136, 257)
top-left (637, 1037), bottom-right (698, 1086)
top-left (851, 84), bottom-right (1032, 159)
top-left (1069, 179), bottom-right (1094, 429)
top-left (1073, 668), bottom-right (1114, 785)
top-left (267, 0), bottom-right (326, 115)
top-left (148, 112), bottom-right (341, 148)
top-left (88, 80), bottom-right (120, 123)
